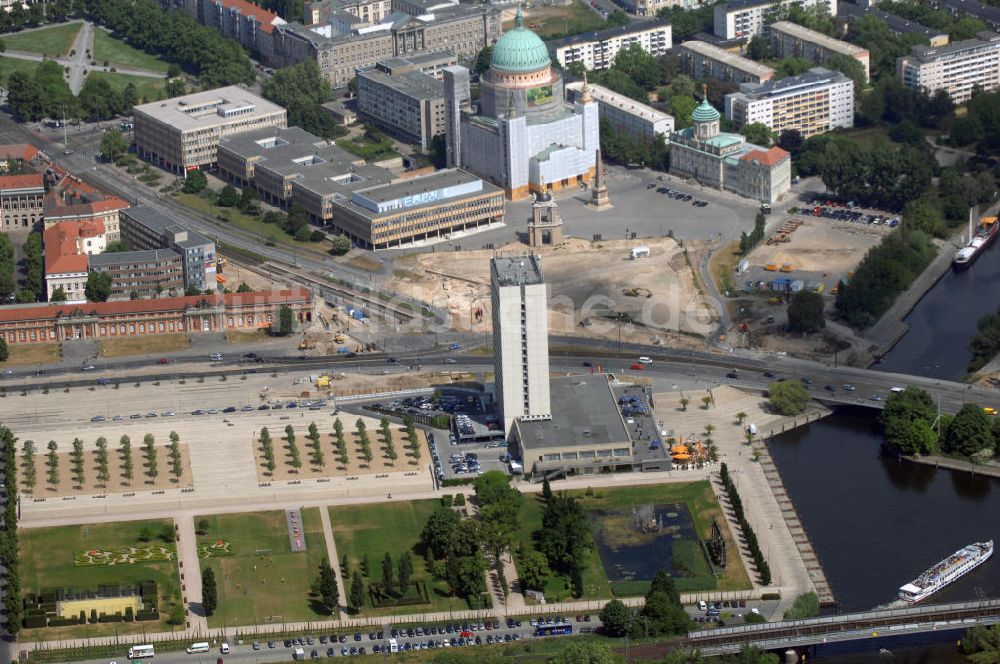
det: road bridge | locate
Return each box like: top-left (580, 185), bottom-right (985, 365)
top-left (629, 599), bottom-right (1000, 657)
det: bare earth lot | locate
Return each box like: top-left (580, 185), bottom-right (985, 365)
top-left (392, 237), bottom-right (717, 348)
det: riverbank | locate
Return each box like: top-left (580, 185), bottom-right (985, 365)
top-left (862, 231), bottom-right (963, 358)
top-left (756, 406), bottom-right (837, 607)
top-left (903, 452), bottom-right (1000, 479)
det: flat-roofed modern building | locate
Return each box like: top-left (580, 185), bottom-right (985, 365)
top-left (676, 40), bottom-right (776, 83)
top-left (838, 4), bottom-right (949, 47)
top-left (548, 20), bottom-right (672, 70)
top-left (768, 21), bottom-right (870, 81)
top-left (88, 249), bottom-right (186, 301)
top-left (133, 86), bottom-right (287, 173)
top-left (219, 126), bottom-right (364, 207)
top-left (121, 207), bottom-right (218, 292)
top-left (725, 67), bottom-right (854, 138)
top-left (566, 80), bottom-right (674, 144)
top-left (355, 62), bottom-right (446, 148)
top-left (290, 163), bottom-right (394, 226)
top-left (714, 0), bottom-right (838, 40)
top-left (491, 254), bottom-right (550, 433)
top-left (329, 168), bottom-right (504, 249)
top-left (897, 31), bottom-right (1000, 103)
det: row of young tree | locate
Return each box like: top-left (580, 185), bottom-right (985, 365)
top-left (720, 463), bottom-right (771, 585)
top-left (2, 428), bottom-right (21, 634)
top-left (881, 386), bottom-right (1000, 460)
top-left (20, 433), bottom-right (183, 491)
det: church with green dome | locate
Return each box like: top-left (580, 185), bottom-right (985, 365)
top-left (669, 94), bottom-right (791, 204)
top-left (442, 6), bottom-right (600, 200)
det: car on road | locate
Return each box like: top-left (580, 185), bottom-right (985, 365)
top-left (129, 414), bottom-right (143, 419)
top-left (582, 361), bottom-right (592, 367)
top-left (207, 408), bottom-right (220, 414)
top-left (824, 385), bottom-right (836, 392)
top-left (637, 356), bottom-right (653, 364)
top-left (842, 384), bottom-right (856, 391)
top-left (241, 405), bottom-right (254, 411)
top-left (82, 365), bottom-right (96, 371)
top-left (161, 411), bottom-right (175, 417)
top-left (630, 363), bottom-right (644, 370)
top-left (145, 412), bottom-right (158, 418)
top-left (763, 371), bottom-right (776, 378)
top-left (158, 358), bottom-right (170, 364)
top-left (192, 409), bottom-right (205, 415)
top-left (112, 415), bottom-right (123, 421)
top-left (869, 395), bottom-right (882, 401)
top-left (726, 371), bottom-right (739, 379)
top-left (646, 183), bottom-right (655, 189)
top-left (91, 415), bottom-right (106, 422)
top-left (444, 358), bottom-right (456, 364)
top-left (223, 406), bottom-right (237, 413)
top-left (388, 357), bottom-right (398, 363)
top-left (448, 343), bottom-right (461, 350)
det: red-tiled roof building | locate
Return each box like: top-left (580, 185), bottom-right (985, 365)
top-left (0, 288), bottom-right (312, 344)
top-left (0, 144), bottom-right (40, 170)
top-left (43, 174), bottom-right (130, 241)
top-left (43, 220), bottom-right (109, 302)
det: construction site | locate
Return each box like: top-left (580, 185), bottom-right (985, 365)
top-left (389, 237), bottom-right (719, 349)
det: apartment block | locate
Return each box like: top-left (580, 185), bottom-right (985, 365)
top-left (0, 173), bottom-right (44, 232)
top-left (923, 0), bottom-right (1000, 33)
top-left (88, 250), bottom-right (186, 300)
top-left (838, 4), bottom-right (949, 48)
top-left (356, 62), bottom-right (446, 148)
top-left (713, 0), bottom-right (838, 40)
top-left (676, 40), bottom-right (776, 83)
top-left (768, 21), bottom-right (870, 81)
top-left (134, 86), bottom-right (287, 174)
top-left (491, 254), bottom-right (550, 432)
top-left (566, 80), bottom-right (674, 144)
top-left (725, 67), bottom-right (854, 138)
top-left (120, 207), bottom-right (218, 292)
top-left (329, 168), bottom-right (505, 249)
top-left (897, 31), bottom-right (1000, 102)
top-left (548, 20), bottom-right (672, 70)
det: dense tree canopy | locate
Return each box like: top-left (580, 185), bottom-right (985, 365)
top-left (767, 380), bottom-right (810, 416)
top-left (787, 291), bottom-right (825, 334)
top-left (941, 403), bottom-right (994, 458)
top-left (262, 61), bottom-right (345, 139)
top-left (80, 0), bottom-right (254, 87)
top-left (880, 386), bottom-right (937, 456)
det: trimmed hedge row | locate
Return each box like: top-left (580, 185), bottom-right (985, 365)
top-left (720, 463), bottom-right (771, 585)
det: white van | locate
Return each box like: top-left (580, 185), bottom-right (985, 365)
top-left (889, 386), bottom-right (905, 393)
top-left (186, 642), bottom-right (210, 654)
top-left (293, 646), bottom-right (306, 660)
top-left (389, 638), bottom-right (399, 653)
top-left (638, 356), bottom-right (653, 364)
top-left (220, 642), bottom-right (230, 654)
top-left (697, 600), bottom-right (707, 611)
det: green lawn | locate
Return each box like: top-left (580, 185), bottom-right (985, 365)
top-left (92, 29), bottom-right (170, 73)
top-left (503, 3), bottom-right (606, 40)
top-left (514, 482), bottom-right (751, 602)
top-left (196, 509), bottom-right (328, 627)
top-left (328, 500), bottom-right (472, 615)
top-left (0, 56), bottom-right (41, 82)
top-left (19, 519), bottom-right (183, 641)
top-left (4, 23), bottom-right (82, 56)
top-left (86, 71), bottom-right (166, 104)
top-left (172, 191), bottom-right (329, 255)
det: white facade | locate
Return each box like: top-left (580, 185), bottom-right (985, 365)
top-left (725, 68), bottom-right (853, 138)
top-left (566, 81), bottom-right (674, 144)
top-left (551, 21), bottom-right (672, 70)
top-left (491, 255), bottom-right (550, 433)
top-left (714, 0), bottom-right (838, 40)
top-left (897, 31), bottom-right (1000, 103)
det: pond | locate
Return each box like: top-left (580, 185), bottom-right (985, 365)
top-left (589, 501), bottom-right (714, 595)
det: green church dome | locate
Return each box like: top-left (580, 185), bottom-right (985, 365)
top-left (691, 98), bottom-right (721, 123)
top-left (491, 6), bottom-right (551, 73)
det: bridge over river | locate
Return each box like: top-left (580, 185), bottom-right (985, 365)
top-left (628, 598), bottom-right (1000, 657)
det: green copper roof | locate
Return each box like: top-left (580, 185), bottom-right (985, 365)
top-left (692, 98), bottom-right (721, 122)
top-left (491, 6), bottom-right (551, 73)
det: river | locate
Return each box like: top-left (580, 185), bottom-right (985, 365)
top-left (874, 244), bottom-right (1000, 380)
top-left (768, 407), bottom-right (999, 611)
